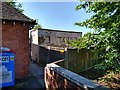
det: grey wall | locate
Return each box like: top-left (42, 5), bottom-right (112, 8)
top-left (38, 29), bottom-right (82, 47)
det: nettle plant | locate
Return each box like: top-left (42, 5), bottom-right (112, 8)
top-left (69, 1), bottom-right (120, 73)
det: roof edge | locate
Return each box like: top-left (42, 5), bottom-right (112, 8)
top-left (38, 28), bottom-right (82, 33)
top-left (1, 19), bottom-right (37, 24)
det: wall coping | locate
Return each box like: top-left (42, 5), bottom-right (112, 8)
top-left (46, 63), bottom-right (109, 90)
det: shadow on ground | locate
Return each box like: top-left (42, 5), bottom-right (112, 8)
top-left (2, 61), bottom-right (45, 89)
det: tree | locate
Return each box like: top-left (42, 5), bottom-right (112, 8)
top-left (33, 19), bottom-right (42, 30)
top-left (8, 0), bottom-right (24, 13)
top-left (33, 24), bottom-right (42, 30)
top-left (72, 1), bottom-right (120, 72)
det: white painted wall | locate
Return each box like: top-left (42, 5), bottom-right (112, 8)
top-left (30, 30), bottom-right (39, 45)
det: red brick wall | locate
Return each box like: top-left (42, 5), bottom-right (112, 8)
top-left (45, 67), bottom-right (84, 90)
top-left (45, 63), bottom-right (108, 90)
top-left (1, 21), bottom-right (31, 79)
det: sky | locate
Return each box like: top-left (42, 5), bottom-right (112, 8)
top-left (21, 2), bottom-right (94, 35)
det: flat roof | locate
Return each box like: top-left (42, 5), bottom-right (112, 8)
top-left (39, 28), bottom-right (82, 33)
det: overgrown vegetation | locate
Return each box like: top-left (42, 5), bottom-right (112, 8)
top-left (69, 1), bottom-right (120, 73)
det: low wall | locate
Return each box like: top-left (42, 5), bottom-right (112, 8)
top-left (57, 48), bottom-right (100, 73)
top-left (45, 63), bottom-right (109, 90)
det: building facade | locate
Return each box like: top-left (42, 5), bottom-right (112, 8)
top-left (0, 2), bottom-right (36, 79)
top-left (31, 29), bottom-right (82, 47)
top-left (30, 29), bottom-right (82, 63)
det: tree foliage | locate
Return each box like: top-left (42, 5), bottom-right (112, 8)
top-left (34, 24), bottom-right (42, 30)
top-left (8, 0), bottom-right (24, 13)
top-left (33, 19), bottom-right (42, 30)
top-left (71, 1), bottom-right (120, 72)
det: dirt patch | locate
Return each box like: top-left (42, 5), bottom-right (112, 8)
top-left (94, 73), bottom-right (120, 90)
top-left (79, 68), bottom-right (120, 90)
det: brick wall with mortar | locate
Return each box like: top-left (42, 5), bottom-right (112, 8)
top-left (1, 21), bottom-right (31, 79)
top-left (45, 63), bottom-right (109, 90)
top-left (45, 68), bottom-right (84, 89)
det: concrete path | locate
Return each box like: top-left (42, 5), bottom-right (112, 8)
top-left (2, 61), bottom-right (45, 89)
top-left (29, 61), bottom-right (45, 88)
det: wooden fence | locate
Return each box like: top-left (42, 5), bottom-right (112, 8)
top-left (57, 48), bottom-right (100, 73)
top-left (31, 44), bottom-right (100, 73)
